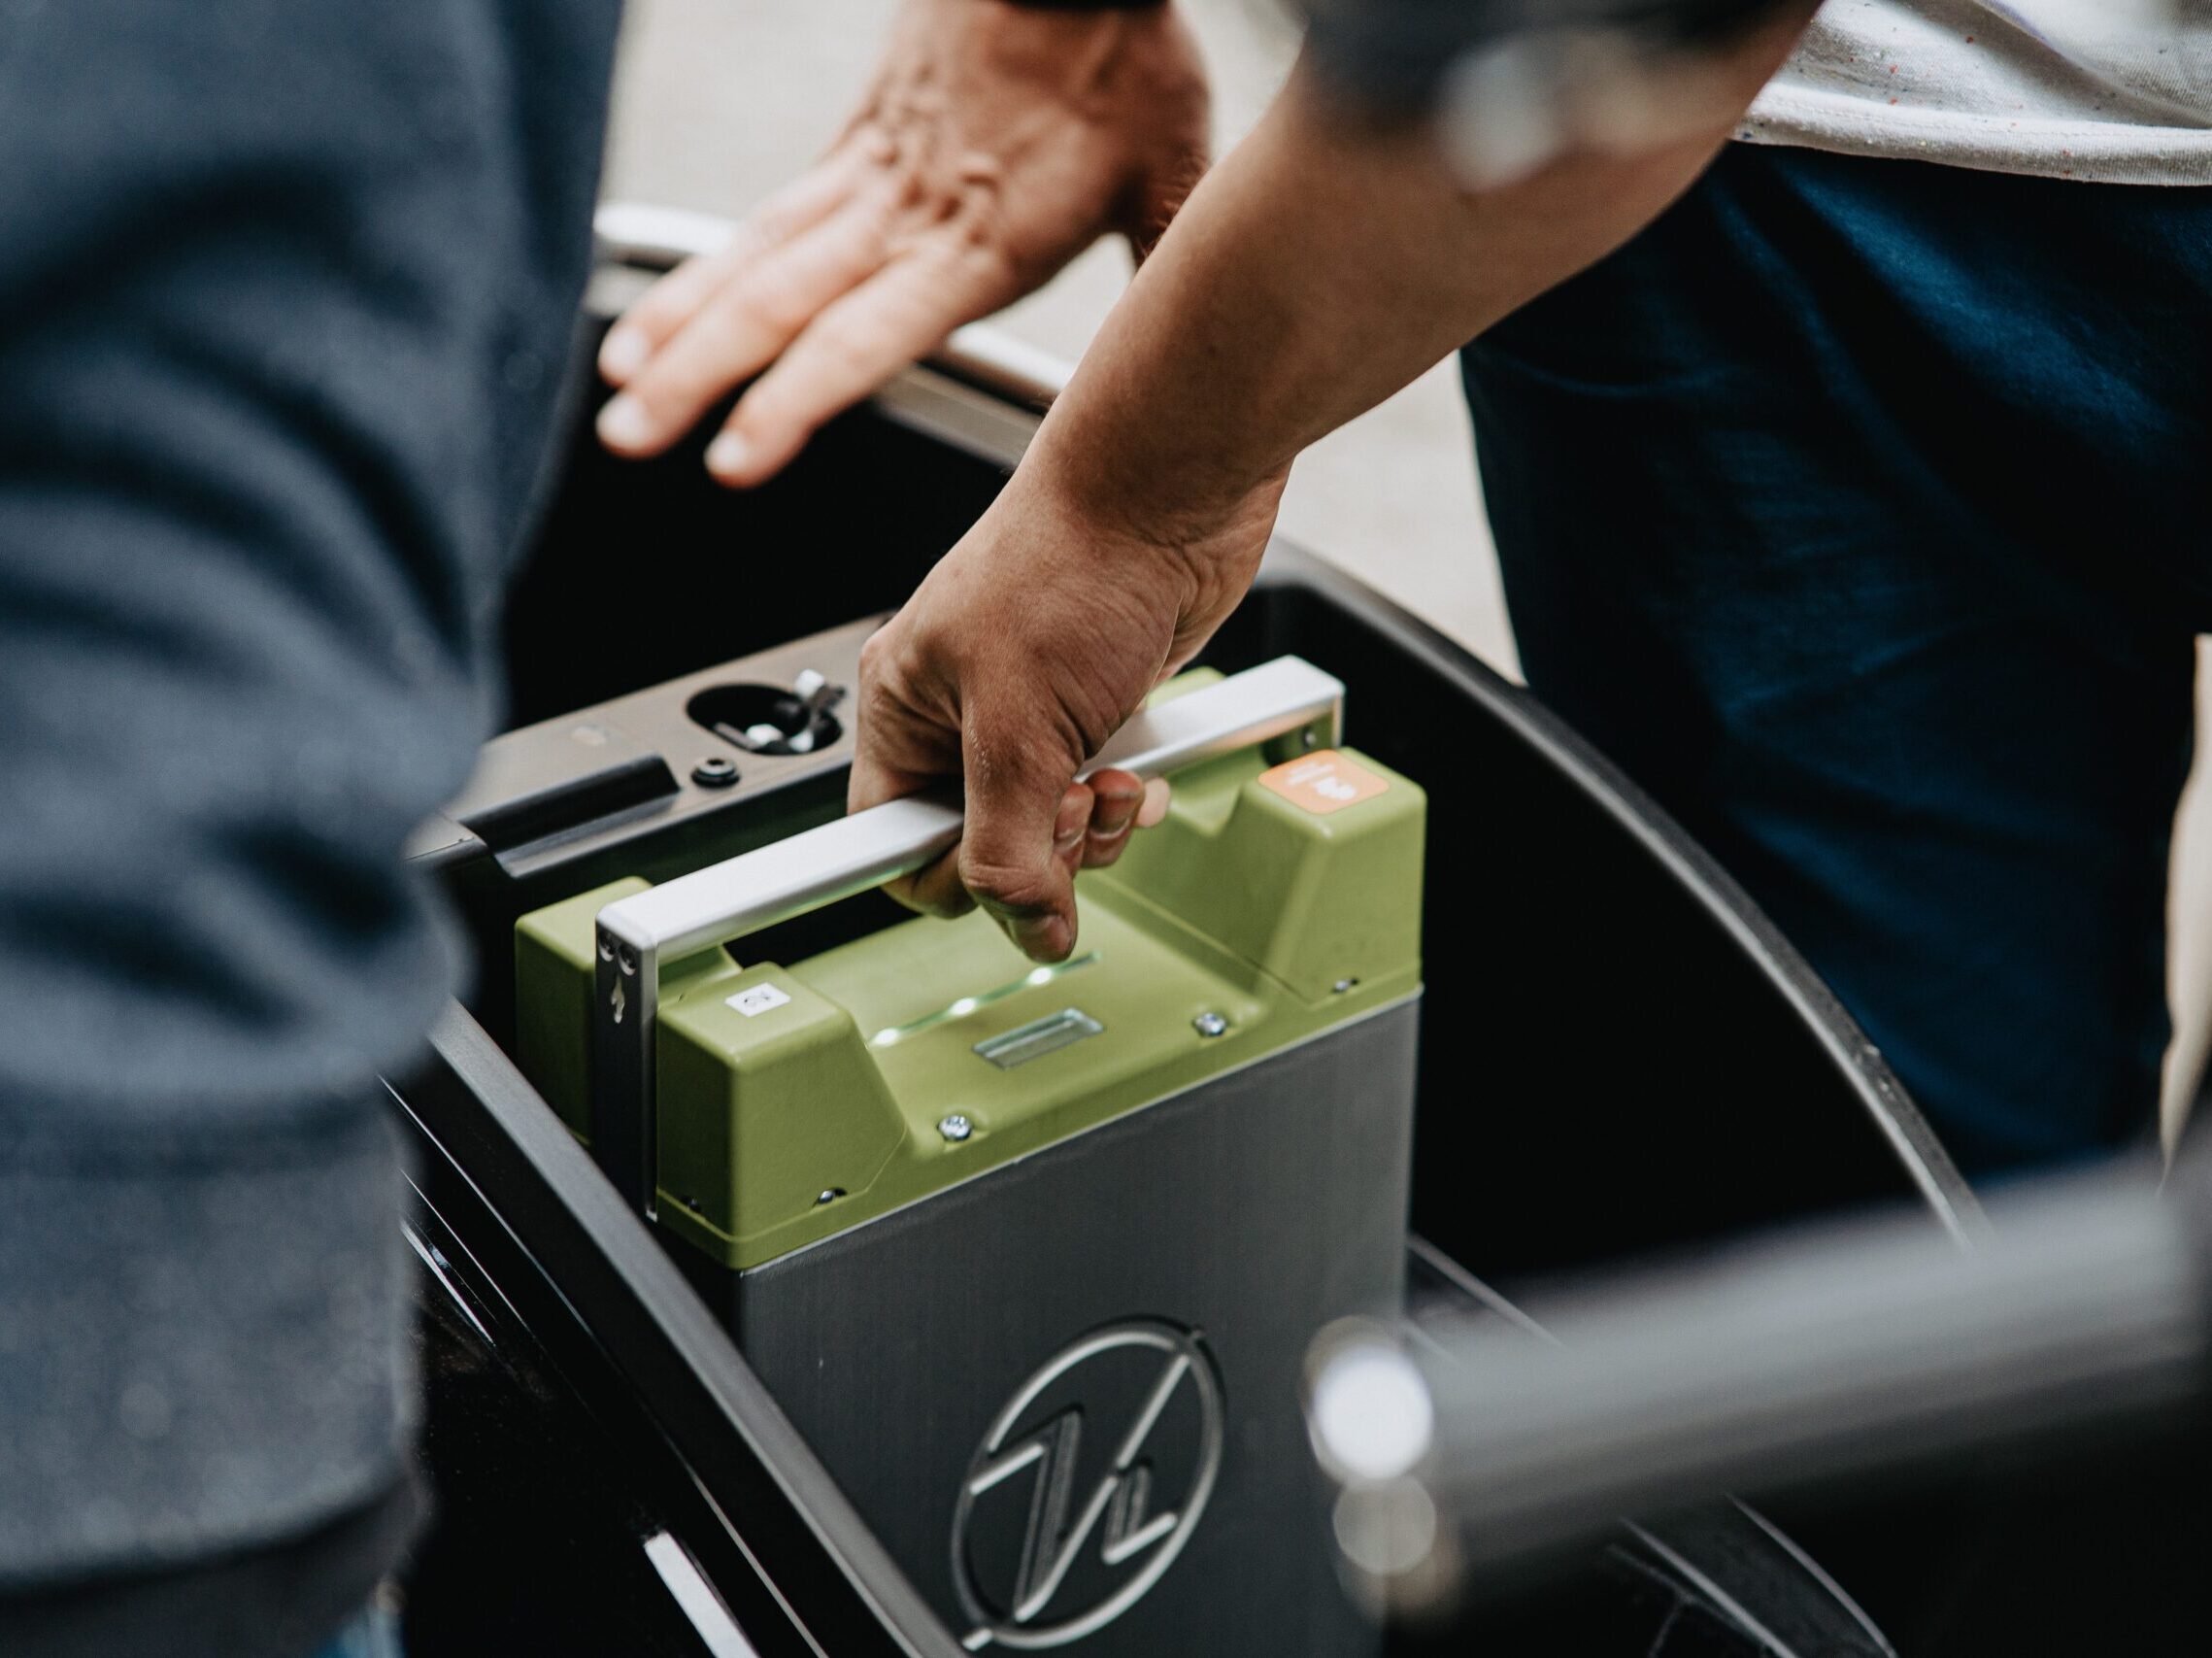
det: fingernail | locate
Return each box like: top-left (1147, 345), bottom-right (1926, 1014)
top-left (1093, 794), bottom-right (1139, 836)
top-left (596, 394), bottom-right (651, 451)
top-left (1135, 778), bottom-right (1173, 829)
top-left (598, 326), bottom-right (648, 382)
top-left (1013, 913), bottom-right (1070, 962)
top-left (705, 433), bottom-right (752, 480)
top-left (1053, 793), bottom-right (1090, 846)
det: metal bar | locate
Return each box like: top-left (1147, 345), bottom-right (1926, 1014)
top-left (588, 656), bottom-right (1344, 1217)
top-left (1310, 1158), bottom-right (2211, 1603)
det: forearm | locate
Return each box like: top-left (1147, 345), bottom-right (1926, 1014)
top-left (851, 2), bottom-right (1818, 962)
top-left (1029, 11), bottom-right (1810, 540)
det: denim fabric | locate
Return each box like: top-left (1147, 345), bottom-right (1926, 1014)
top-left (1463, 142), bottom-right (2212, 1175)
top-left (315, 1607), bottom-right (403, 1658)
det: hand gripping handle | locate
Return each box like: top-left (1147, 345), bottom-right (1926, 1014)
top-left (587, 656), bottom-right (1345, 1214)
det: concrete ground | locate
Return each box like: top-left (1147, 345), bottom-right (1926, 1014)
top-left (602, 0), bottom-right (2211, 1137)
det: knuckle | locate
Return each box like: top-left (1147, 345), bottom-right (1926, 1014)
top-left (809, 325), bottom-right (881, 386)
top-left (857, 626), bottom-right (892, 677)
top-left (687, 304), bottom-right (760, 371)
top-left (856, 626), bottom-right (915, 703)
top-left (956, 853), bottom-right (1055, 916)
top-left (1084, 838), bottom-right (1129, 871)
top-left (736, 267), bottom-right (825, 338)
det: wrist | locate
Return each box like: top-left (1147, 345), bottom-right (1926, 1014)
top-left (1009, 417), bottom-right (1283, 625)
top-left (1022, 312), bottom-right (1288, 551)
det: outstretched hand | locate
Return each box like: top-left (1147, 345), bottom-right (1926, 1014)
top-left (595, 0), bottom-right (1207, 487)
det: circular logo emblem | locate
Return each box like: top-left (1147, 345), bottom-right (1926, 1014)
top-left (951, 1321), bottom-right (1224, 1650)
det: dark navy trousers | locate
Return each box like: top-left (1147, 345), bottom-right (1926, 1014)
top-left (1464, 143), bottom-right (2212, 1176)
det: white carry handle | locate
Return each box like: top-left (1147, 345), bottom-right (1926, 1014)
top-left (587, 655), bottom-right (1346, 1214)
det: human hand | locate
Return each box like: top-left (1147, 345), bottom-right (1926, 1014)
top-left (594, 0), bottom-right (1208, 487)
top-left (849, 460), bottom-right (1281, 962)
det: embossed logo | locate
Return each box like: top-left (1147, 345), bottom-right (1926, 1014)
top-left (951, 1322), bottom-right (1223, 1650)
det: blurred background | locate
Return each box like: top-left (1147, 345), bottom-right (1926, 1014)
top-left (600, 0), bottom-right (2212, 1134)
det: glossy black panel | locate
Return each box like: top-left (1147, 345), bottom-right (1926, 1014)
top-left (402, 1210), bottom-right (715, 1657)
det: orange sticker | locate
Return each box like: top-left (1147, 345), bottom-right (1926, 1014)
top-left (1257, 750), bottom-right (1390, 816)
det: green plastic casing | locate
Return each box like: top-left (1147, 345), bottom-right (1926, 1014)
top-left (514, 678), bottom-right (1424, 1270)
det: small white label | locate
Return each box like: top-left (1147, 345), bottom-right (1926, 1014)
top-left (727, 983), bottom-right (792, 1018)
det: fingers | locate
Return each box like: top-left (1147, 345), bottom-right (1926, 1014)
top-left (846, 687), bottom-right (974, 921)
top-left (1136, 777), bottom-right (1172, 829)
top-left (900, 769), bottom-right (1172, 918)
top-left (598, 252), bottom-right (737, 386)
top-left (880, 769), bottom-right (1173, 929)
top-left (596, 186), bottom-right (899, 460)
top-left (1080, 768), bottom-right (1144, 869)
top-left (701, 240), bottom-right (1002, 488)
top-left (1078, 771), bottom-right (1173, 868)
top-left (597, 151), bottom-right (865, 388)
top-left (953, 737), bottom-right (1094, 962)
top-left (847, 639), bottom-right (1179, 959)
top-left (888, 846), bottom-right (977, 923)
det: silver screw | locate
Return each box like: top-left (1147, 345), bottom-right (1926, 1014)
top-left (1192, 1011), bottom-right (1229, 1038)
top-left (1301, 727), bottom-right (1321, 752)
top-left (938, 1113), bottom-right (973, 1143)
top-left (816, 1188), bottom-right (842, 1205)
top-left (1332, 978), bottom-right (1357, 995)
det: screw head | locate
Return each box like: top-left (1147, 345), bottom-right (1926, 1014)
top-left (1192, 1011), bottom-right (1229, 1038)
top-left (937, 1113), bottom-right (974, 1143)
top-left (692, 756), bottom-right (739, 789)
top-left (816, 1188), bottom-right (844, 1205)
top-left (1332, 978), bottom-right (1357, 995)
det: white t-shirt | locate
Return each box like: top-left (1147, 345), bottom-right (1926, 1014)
top-left (1739, 0), bottom-right (2212, 183)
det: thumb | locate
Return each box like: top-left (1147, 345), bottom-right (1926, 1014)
top-left (951, 727), bottom-right (1095, 963)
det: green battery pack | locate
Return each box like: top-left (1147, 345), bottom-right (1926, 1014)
top-left (514, 683), bottom-right (1423, 1269)
top-left (511, 660), bottom-right (1424, 1656)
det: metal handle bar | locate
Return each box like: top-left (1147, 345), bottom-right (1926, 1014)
top-left (1309, 1157), bottom-right (2212, 1611)
top-left (588, 656), bottom-right (1345, 1214)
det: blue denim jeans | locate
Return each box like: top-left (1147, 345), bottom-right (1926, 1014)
top-left (1463, 143), bottom-right (2212, 1176)
top-left (315, 1607), bottom-right (402, 1658)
